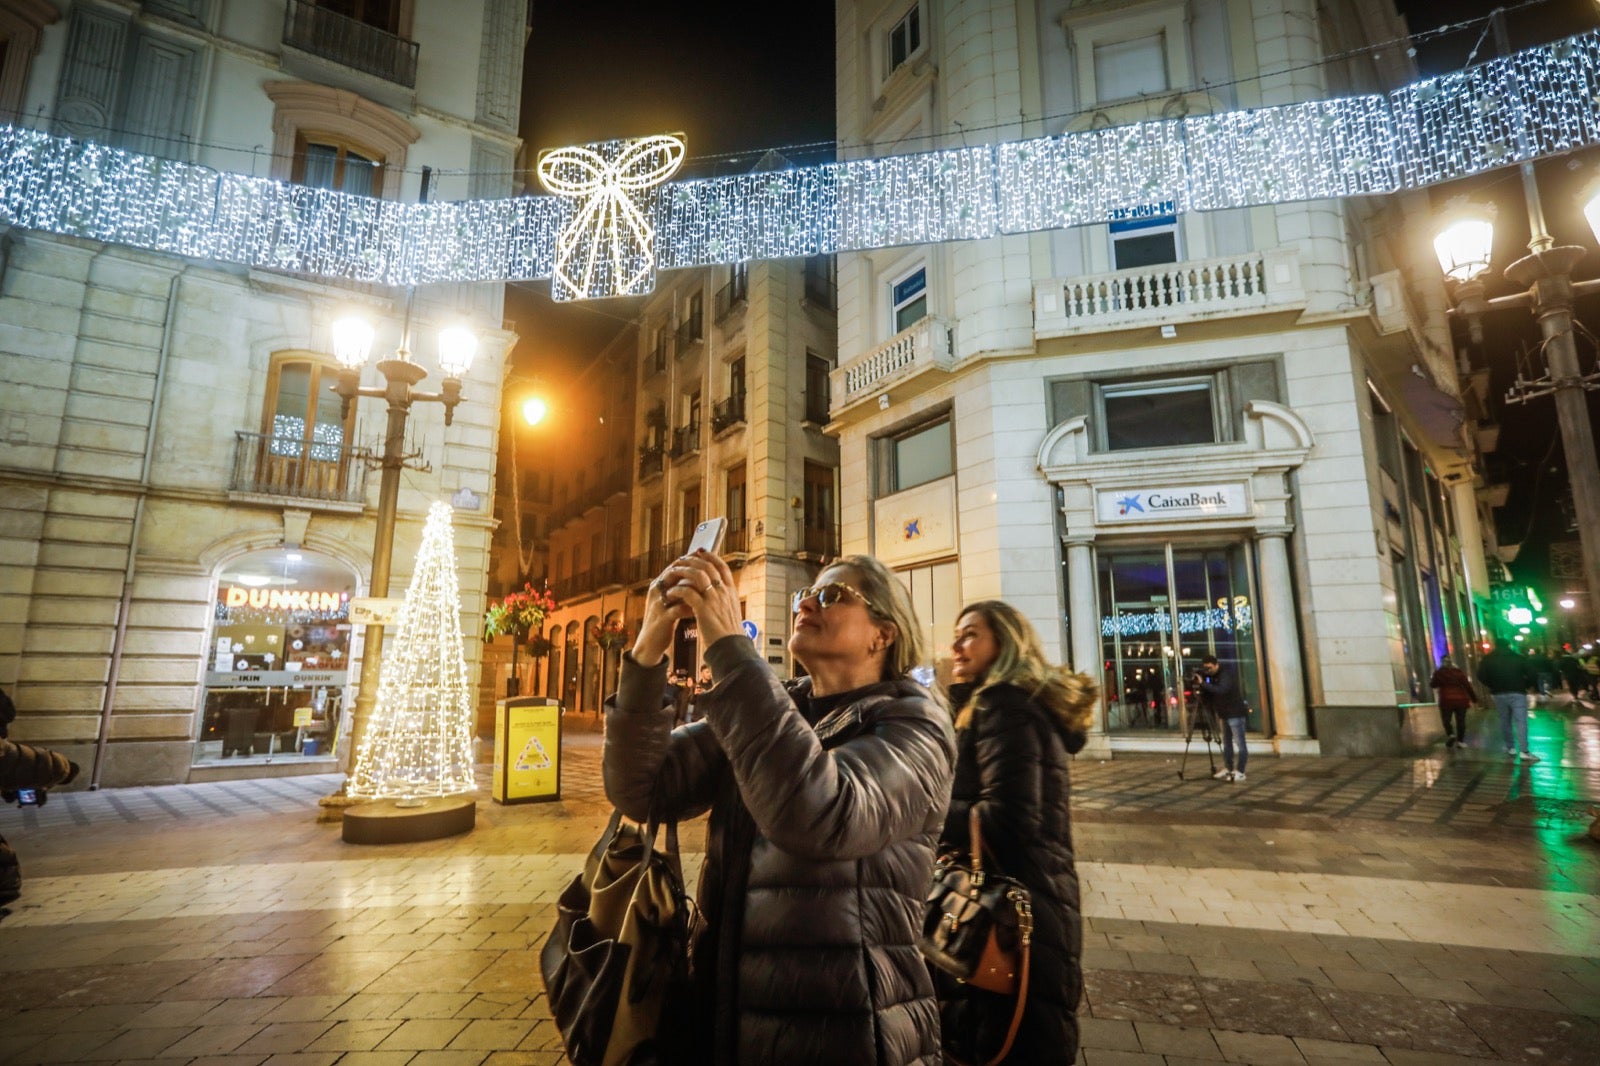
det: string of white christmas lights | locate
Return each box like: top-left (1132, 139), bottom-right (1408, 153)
top-left (2, 29), bottom-right (1598, 298)
top-left (349, 501), bottom-right (476, 800)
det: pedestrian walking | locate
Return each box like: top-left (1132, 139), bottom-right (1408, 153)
top-left (604, 551), bottom-right (954, 1064)
top-left (1195, 655), bottom-right (1250, 780)
top-left (937, 601), bottom-right (1096, 1065)
top-left (1429, 657), bottom-right (1475, 748)
top-left (1476, 640), bottom-right (1539, 762)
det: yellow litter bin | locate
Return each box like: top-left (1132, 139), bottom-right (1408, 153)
top-left (493, 696), bottom-right (562, 803)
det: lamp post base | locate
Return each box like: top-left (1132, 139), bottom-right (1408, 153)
top-left (341, 795), bottom-right (477, 844)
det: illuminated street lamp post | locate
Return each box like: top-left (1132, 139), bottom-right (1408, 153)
top-left (1434, 179), bottom-right (1600, 640)
top-left (325, 308), bottom-right (478, 800)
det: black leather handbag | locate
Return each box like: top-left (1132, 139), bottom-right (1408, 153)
top-left (918, 808), bottom-right (1033, 1065)
top-left (540, 810), bottom-right (696, 1066)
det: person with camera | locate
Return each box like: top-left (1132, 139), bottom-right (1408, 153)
top-left (1, 686), bottom-right (81, 908)
top-left (602, 550), bottom-right (954, 1065)
top-left (937, 600), bottom-right (1097, 1065)
top-left (1194, 654), bottom-right (1249, 781)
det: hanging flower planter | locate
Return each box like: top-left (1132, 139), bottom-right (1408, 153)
top-left (485, 582), bottom-right (558, 696)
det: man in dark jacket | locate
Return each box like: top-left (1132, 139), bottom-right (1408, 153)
top-left (1, 687), bottom-right (81, 907)
top-left (1196, 655), bottom-right (1250, 781)
top-left (1476, 641), bottom-right (1538, 761)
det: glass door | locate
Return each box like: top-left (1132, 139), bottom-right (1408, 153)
top-left (1098, 542), bottom-right (1265, 734)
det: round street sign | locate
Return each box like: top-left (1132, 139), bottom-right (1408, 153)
top-left (741, 620), bottom-right (759, 641)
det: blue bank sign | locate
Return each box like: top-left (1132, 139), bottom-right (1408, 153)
top-left (1095, 483), bottom-right (1250, 523)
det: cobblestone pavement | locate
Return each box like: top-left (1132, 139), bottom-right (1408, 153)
top-left (1, 699), bottom-right (1597, 1065)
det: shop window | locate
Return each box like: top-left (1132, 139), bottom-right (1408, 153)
top-left (1094, 34), bottom-right (1167, 102)
top-left (1099, 378), bottom-right (1217, 451)
top-left (887, 5), bottom-right (922, 76)
top-left (878, 415), bottom-right (951, 496)
top-left (201, 548), bottom-right (355, 766)
top-left (891, 265), bottom-right (927, 333)
top-left (294, 134), bottom-right (383, 196)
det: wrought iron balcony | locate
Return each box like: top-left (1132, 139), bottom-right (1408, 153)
top-left (283, 0), bottom-right (420, 88)
top-left (229, 431), bottom-right (368, 506)
top-left (1033, 247), bottom-right (1306, 339)
top-left (830, 316), bottom-right (954, 416)
top-left (714, 273), bottom-right (748, 322)
top-left (724, 523), bottom-right (749, 555)
top-left (638, 443), bottom-right (664, 478)
top-left (711, 393), bottom-right (746, 433)
top-left (668, 422), bottom-right (701, 459)
top-left (675, 313), bottom-right (703, 353)
top-left (648, 336), bottom-right (670, 375)
top-left (803, 525), bottom-right (839, 558)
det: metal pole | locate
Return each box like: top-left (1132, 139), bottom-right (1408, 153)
top-left (1505, 247), bottom-right (1600, 636)
top-left (341, 359), bottom-right (427, 790)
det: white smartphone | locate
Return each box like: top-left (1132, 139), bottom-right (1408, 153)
top-left (687, 516), bottom-right (727, 555)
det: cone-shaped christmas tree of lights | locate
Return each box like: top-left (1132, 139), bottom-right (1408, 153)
top-left (349, 501), bottom-right (476, 800)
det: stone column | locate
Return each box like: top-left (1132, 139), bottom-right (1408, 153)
top-left (1257, 526), bottom-right (1319, 755)
top-left (1065, 536), bottom-right (1110, 757)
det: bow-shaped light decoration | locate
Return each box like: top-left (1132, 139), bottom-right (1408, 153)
top-left (537, 133), bottom-right (685, 301)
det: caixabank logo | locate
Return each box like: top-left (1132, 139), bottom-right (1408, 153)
top-left (1115, 489), bottom-right (1232, 516)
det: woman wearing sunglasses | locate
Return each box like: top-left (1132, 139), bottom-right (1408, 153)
top-left (937, 600), bottom-right (1097, 1066)
top-left (603, 551), bottom-right (954, 1065)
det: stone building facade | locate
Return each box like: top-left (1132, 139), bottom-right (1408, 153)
top-left (0, 0), bottom-right (526, 785)
top-left (527, 255), bottom-right (841, 713)
top-left (830, 0), bottom-right (1493, 756)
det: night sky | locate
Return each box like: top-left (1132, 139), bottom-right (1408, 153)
top-left (512, 0), bottom-right (1600, 599)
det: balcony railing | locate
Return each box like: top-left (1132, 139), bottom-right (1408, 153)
top-left (711, 393), bottom-right (746, 433)
top-left (714, 273), bottom-right (748, 322)
top-left (669, 422), bottom-right (701, 459)
top-left (283, 0), bottom-right (419, 88)
top-left (639, 444), bottom-right (664, 478)
top-left (724, 523), bottom-right (749, 555)
top-left (831, 316), bottom-right (954, 415)
top-left (1033, 247), bottom-right (1305, 339)
top-left (648, 336), bottom-right (670, 375)
top-left (230, 431), bottom-right (367, 505)
top-left (625, 536), bottom-right (690, 587)
top-left (803, 525), bottom-right (839, 558)
top-left (675, 313), bottom-right (703, 352)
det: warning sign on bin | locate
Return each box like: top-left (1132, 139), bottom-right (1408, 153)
top-left (493, 698), bottom-right (561, 803)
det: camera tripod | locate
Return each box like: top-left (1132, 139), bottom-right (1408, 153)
top-left (1177, 696), bottom-right (1220, 781)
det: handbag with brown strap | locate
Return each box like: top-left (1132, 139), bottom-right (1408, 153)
top-left (918, 807), bottom-right (1034, 1066)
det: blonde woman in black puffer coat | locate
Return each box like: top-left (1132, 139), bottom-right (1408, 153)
top-left (937, 601), bottom-right (1097, 1066)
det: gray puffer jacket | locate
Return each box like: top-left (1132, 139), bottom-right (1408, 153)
top-left (604, 635), bottom-right (955, 1066)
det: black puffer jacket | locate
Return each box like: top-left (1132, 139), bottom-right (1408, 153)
top-left (604, 636), bottom-right (955, 1066)
top-left (938, 683), bottom-right (1086, 1065)
top-left (0, 736), bottom-right (76, 792)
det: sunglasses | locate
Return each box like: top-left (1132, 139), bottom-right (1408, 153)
top-left (791, 581), bottom-right (880, 616)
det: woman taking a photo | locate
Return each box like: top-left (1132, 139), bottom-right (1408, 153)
top-left (603, 550), bottom-right (955, 1065)
top-left (938, 601), bottom-right (1097, 1065)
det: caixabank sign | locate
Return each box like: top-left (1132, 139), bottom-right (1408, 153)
top-left (1095, 482), bottom-right (1250, 523)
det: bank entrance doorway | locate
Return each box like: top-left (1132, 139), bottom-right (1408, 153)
top-left (1097, 543), bottom-right (1264, 736)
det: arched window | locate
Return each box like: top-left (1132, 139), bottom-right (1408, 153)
top-left (264, 81), bottom-right (419, 200)
top-left (259, 353), bottom-right (356, 497)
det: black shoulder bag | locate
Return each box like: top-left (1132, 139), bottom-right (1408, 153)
top-left (918, 807), bottom-right (1033, 1066)
top-left (540, 809), bottom-right (697, 1066)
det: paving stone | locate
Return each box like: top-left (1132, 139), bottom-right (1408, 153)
top-left (1312, 989), bottom-right (1490, 1058)
top-left (1079, 1016), bottom-right (1142, 1051)
top-left (1212, 1030), bottom-right (1308, 1064)
top-left (1085, 970), bottom-right (1214, 1027)
top-left (1196, 975), bottom-right (1346, 1042)
top-left (1132, 1019), bottom-right (1224, 1057)
top-left (1291, 1036), bottom-right (1388, 1062)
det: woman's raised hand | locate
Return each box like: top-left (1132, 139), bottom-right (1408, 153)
top-left (632, 562), bottom-right (692, 665)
